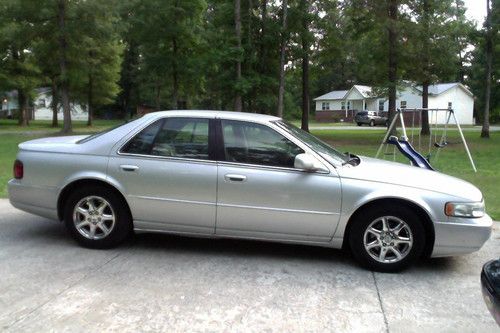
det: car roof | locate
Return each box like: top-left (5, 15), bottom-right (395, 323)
top-left (143, 110), bottom-right (280, 123)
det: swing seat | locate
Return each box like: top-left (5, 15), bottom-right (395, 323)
top-left (434, 142), bottom-right (448, 148)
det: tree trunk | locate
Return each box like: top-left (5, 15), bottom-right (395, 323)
top-left (246, 0), bottom-right (254, 112)
top-left (301, 0), bottom-right (309, 132)
top-left (387, 0), bottom-right (398, 132)
top-left (172, 37), bottom-right (179, 109)
top-left (234, 0), bottom-right (243, 112)
top-left (420, 0), bottom-right (431, 135)
top-left (58, 0), bottom-right (72, 134)
top-left (155, 80), bottom-right (161, 111)
top-left (17, 89), bottom-right (29, 127)
top-left (277, 0), bottom-right (288, 118)
top-left (481, 0), bottom-right (492, 138)
top-left (454, 0), bottom-right (465, 83)
top-left (87, 72), bottom-right (93, 127)
top-left (12, 50), bottom-right (28, 127)
top-left (421, 82), bottom-right (430, 135)
top-left (51, 78), bottom-right (58, 127)
top-left (259, 0), bottom-right (268, 74)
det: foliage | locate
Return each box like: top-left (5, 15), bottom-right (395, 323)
top-left (0, 0), bottom-right (496, 125)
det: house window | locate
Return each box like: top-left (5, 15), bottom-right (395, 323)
top-left (400, 100), bottom-right (407, 109)
top-left (378, 100), bottom-right (384, 111)
top-left (321, 102), bottom-right (330, 110)
top-left (341, 102), bottom-right (346, 110)
top-left (448, 102), bottom-right (452, 109)
top-left (38, 99), bottom-right (46, 108)
top-left (347, 101), bottom-right (351, 110)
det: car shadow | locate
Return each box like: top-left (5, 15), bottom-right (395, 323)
top-left (129, 232), bottom-right (355, 266)
top-left (13, 218), bottom-right (459, 273)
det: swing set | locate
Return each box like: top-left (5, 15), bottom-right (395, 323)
top-left (375, 108), bottom-right (477, 172)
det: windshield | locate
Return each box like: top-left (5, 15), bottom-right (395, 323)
top-left (274, 121), bottom-right (349, 165)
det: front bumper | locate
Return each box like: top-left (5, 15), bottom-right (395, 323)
top-left (431, 214), bottom-right (493, 257)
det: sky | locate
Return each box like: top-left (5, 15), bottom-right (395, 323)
top-left (464, 0), bottom-right (487, 27)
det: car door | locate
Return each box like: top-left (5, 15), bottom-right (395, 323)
top-left (215, 119), bottom-right (342, 243)
top-left (108, 117), bottom-right (217, 234)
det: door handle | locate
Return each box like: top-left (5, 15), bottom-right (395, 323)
top-left (224, 174), bottom-right (246, 182)
top-left (120, 165), bottom-right (139, 172)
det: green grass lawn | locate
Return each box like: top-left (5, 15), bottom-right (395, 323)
top-left (0, 120), bottom-right (498, 220)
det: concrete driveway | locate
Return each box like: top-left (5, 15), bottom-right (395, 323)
top-left (0, 199), bottom-right (498, 332)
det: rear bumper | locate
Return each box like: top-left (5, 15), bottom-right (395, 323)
top-left (431, 214), bottom-right (493, 257)
top-left (8, 179), bottom-right (59, 220)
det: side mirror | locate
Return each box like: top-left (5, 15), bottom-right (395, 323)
top-left (294, 153), bottom-right (322, 172)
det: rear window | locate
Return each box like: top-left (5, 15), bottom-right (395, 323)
top-left (77, 121), bottom-right (131, 144)
top-left (357, 111), bottom-right (368, 116)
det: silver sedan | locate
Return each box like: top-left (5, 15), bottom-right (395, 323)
top-left (8, 111), bottom-right (492, 272)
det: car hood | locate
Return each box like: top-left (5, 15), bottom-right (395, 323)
top-left (338, 156), bottom-right (482, 201)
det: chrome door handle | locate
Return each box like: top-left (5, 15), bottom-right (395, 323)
top-left (224, 174), bottom-right (246, 182)
top-left (120, 165), bottom-right (139, 172)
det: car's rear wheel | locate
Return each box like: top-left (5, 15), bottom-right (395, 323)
top-left (357, 122), bottom-right (362, 126)
top-left (348, 206), bottom-right (425, 272)
top-left (369, 120), bottom-right (375, 127)
top-left (64, 185), bottom-right (132, 249)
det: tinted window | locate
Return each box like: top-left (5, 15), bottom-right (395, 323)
top-left (357, 111), bottom-right (368, 116)
top-left (221, 120), bottom-right (303, 168)
top-left (121, 120), bottom-right (162, 154)
top-left (152, 118), bottom-right (209, 159)
top-left (122, 118), bottom-right (209, 160)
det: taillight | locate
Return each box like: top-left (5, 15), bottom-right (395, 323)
top-left (13, 160), bottom-right (23, 179)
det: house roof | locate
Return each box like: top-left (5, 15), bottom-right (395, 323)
top-left (352, 85), bottom-right (374, 98)
top-left (415, 82), bottom-right (473, 97)
top-left (313, 90), bottom-right (349, 101)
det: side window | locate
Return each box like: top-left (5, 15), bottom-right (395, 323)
top-left (151, 118), bottom-right (209, 159)
top-left (221, 120), bottom-right (304, 168)
top-left (121, 119), bottom-right (162, 155)
top-left (121, 118), bottom-right (209, 160)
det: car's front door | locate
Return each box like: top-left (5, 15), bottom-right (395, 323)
top-left (108, 117), bottom-right (217, 234)
top-left (215, 120), bottom-right (342, 242)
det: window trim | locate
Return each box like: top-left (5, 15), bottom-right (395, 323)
top-left (117, 116), bottom-right (215, 162)
top-left (215, 119), bottom-right (329, 174)
top-left (116, 116), bottom-right (331, 174)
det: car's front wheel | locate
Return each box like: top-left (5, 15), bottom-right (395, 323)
top-left (64, 185), bottom-right (132, 249)
top-left (348, 206), bottom-right (425, 272)
top-left (369, 120), bottom-right (375, 127)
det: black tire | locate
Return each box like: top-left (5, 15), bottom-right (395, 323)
top-left (348, 205), bottom-right (425, 272)
top-left (369, 120), bottom-right (375, 127)
top-left (64, 185), bottom-right (132, 249)
top-left (357, 123), bottom-right (362, 126)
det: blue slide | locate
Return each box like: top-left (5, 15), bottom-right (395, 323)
top-left (387, 136), bottom-right (435, 171)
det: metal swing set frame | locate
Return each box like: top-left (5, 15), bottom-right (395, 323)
top-left (375, 108), bottom-right (477, 172)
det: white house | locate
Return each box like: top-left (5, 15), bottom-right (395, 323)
top-left (32, 88), bottom-right (88, 121)
top-left (1, 87), bottom-right (88, 121)
top-left (314, 82), bottom-right (475, 125)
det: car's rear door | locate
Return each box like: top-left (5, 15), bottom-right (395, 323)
top-left (215, 119), bottom-right (342, 242)
top-left (108, 116), bottom-right (217, 234)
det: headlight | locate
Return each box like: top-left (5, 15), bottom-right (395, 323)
top-left (445, 201), bottom-right (485, 218)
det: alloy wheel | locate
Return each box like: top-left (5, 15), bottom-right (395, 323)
top-left (363, 216), bottom-right (413, 263)
top-left (73, 195), bottom-right (116, 240)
